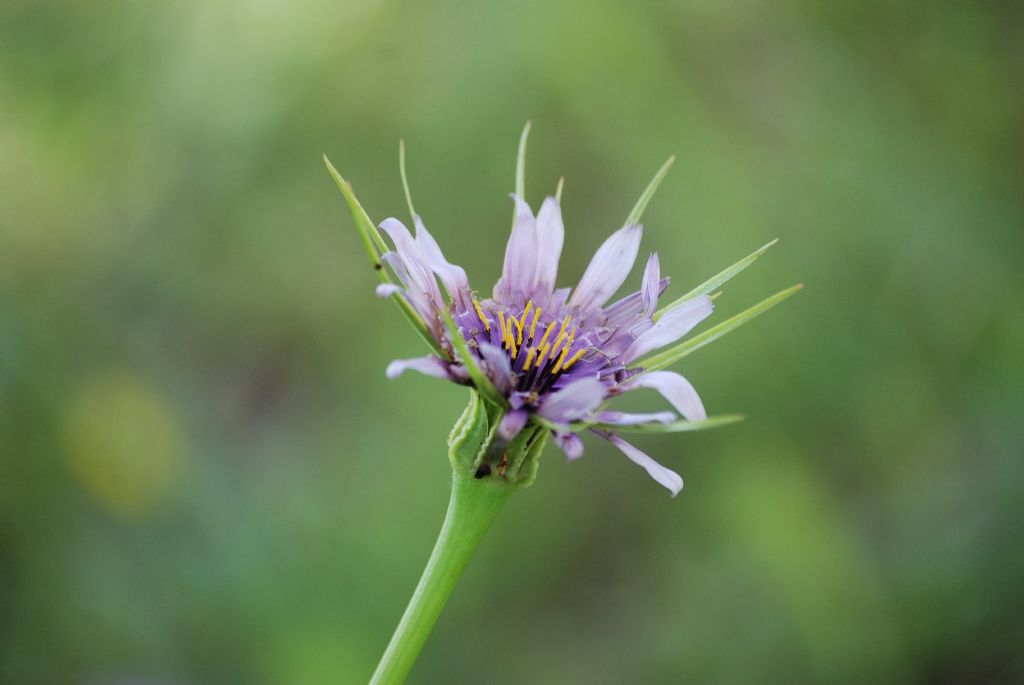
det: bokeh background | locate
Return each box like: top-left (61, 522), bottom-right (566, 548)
top-left (2, 0), bottom-right (1022, 683)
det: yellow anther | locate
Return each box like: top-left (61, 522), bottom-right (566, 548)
top-left (521, 300), bottom-right (533, 325)
top-left (497, 311), bottom-right (508, 348)
top-left (562, 348), bottom-right (587, 370)
top-left (509, 336), bottom-right (518, 359)
top-left (473, 299), bottom-right (491, 331)
top-left (551, 344), bottom-right (572, 374)
top-left (536, 320), bottom-right (557, 350)
top-left (514, 314), bottom-right (524, 345)
top-left (535, 343), bottom-right (552, 366)
top-left (523, 346), bottom-right (537, 370)
top-left (529, 306), bottom-right (541, 340)
top-left (552, 319), bottom-right (572, 353)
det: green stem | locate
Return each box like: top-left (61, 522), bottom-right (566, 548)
top-left (369, 471), bottom-right (513, 684)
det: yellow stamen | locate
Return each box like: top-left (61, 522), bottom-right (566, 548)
top-left (509, 336), bottom-right (518, 359)
top-left (523, 346), bottom-right (537, 370)
top-left (552, 318), bottom-right (572, 353)
top-left (529, 306), bottom-right (541, 340)
top-left (562, 348), bottom-right (587, 370)
top-left (535, 343), bottom-right (552, 366)
top-left (521, 300), bottom-right (533, 325)
top-left (551, 344), bottom-right (572, 374)
top-left (473, 299), bottom-right (490, 331)
top-left (513, 314), bottom-right (524, 345)
top-left (497, 311), bottom-right (508, 348)
top-left (536, 320), bottom-right (557, 350)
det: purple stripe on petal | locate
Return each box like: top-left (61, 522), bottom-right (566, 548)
top-left (597, 410), bottom-right (676, 425)
top-left (569, 224), bottom-right (642, 312)
top-left (386, 356), bottom-right (451, 380)
top-left (599, 431), bottom-right (683, 496)
top-left (538, 376), bottom-right (607, 425)
top-left (641, 252), bottom-right (660, 317)
top-left (533, 197), bottom-right (564, 295)
top-left (498, 409), bottom-right (529, 440)
top-left (620, 370), bottom-right (707, 421)
top-left (623, 295), bottom-right (714, 362)
top-left (555, 431), bottom-right (584, 461)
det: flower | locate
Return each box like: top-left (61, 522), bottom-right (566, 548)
top-left (326, 126), bottom-right (800, 495)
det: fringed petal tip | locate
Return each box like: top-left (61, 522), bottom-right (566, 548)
top-left (385, 356), bottom-right (450, 380)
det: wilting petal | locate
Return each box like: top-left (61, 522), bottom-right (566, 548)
top-left (498, 409), bottom-right (529, 440)
top-left (555, 431), bottom-right (584, 461)
top-left (414, 216), bottom-right (471, 307)
top-left (376, 283), bottom-right (404, 298)
top-left (533, 197), bottom-right (564, 294)
top-left (538, 376), bottom-right (606, 425)
top-left (478, 342), bottom-right (514, 395)
top-left (494, 195), bottom-right (538, 301)
top-left (569, 224), bottom-right (642, 312)
top-left (623, 295), bottom-right (713, 362)
top-left (641, 253), bottom-right (660, 317)
top-left (600, 432), bottom-right (683, 496)
top-left (386, 356), bottom-right (451, 380)
top-left (597, 410), bottom-right (676, 425)
top-left (620, 370), bottom-right (707, 421)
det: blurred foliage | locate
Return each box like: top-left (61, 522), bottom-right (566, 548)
top-left (2, 0), bottom-right (1022, 683)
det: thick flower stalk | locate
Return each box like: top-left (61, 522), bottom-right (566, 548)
top-left (326, 125), bottom-right (800, 684)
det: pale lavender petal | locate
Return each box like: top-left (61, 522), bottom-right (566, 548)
top-left (414, 216), bottom-right (471, 307)
top-left (376, 283), bottom-right (404, 298)
top-left (538, 376), bottom-right (606, 425)
top-left (602, 277), bottom-right (670, 330)
top-left (641, 253), bottom-right (660, 317)
top-left (533, 197), bottom-right (564, 294)
top-left (494, 195), bottom-right (538, 301)
top-left (380, 218), bottom-right (444, 309)
top-left (381, 252), bottom-right (436, 324)
top-left (623, 295), bottom-right (714, 362)
top-left (569, 224), bottom-right (642, 312)
top-left (478, 342), bottom-right (514, 395)
top-left (386, 356), bottom-right (450, 380)
top-left (597, 410), bottom-right (676, 425)
top-left (498, 409), bottom-right (529, 440)
top-left (601, 432), bottom-right (683, 496)
top-left (620, 370), bottom-right (707, 421)
top-left (555, 432), bottom-right (584, 461)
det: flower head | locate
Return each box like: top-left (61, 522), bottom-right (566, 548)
top-left (326, 125), bottom-right (800, 495)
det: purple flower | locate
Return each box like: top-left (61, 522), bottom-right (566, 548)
top-left (327, 127), bottom-right (800, 495)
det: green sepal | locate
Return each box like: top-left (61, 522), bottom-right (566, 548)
top-left (624, 156), bottom-right (675, 227)
top-left (639, 284), bottom-right (804, 374)
top-left (591, 414), bottom-right (745, 434)
top-left (654, 239), bottom-right (779, 320)
top-left (323, 155), bottom-right (445, 358)
top-left (448, 391), bottom-right (490, 473)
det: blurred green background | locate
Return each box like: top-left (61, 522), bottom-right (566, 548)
top-left (2, 0), bottom-right (1022, 683)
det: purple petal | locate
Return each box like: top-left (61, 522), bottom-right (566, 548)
top-left (533, 197), bottom-right (564, 294)
top-left (555, 432), bottom-right (584, 461)
top-left (498, 409), bottom-right (529, 440)
top-left (569, 224), bottom-right (643, 312)
top-left (620, 371), bottom-right (707, 421)
top-left (478, 342), bottom-right (514, 395)
top-left (376, 283), bottom-right (404, 298)
top-left (386, 356), bottom-right (451, 380)
top-left (641, 253), bottom-right (660, 317)
top-left (596, 410), bottom-right (676, 425)
top-left (414, 216), bottom-right (471, 307)
top-left (602, 277), bottom-right (670, 330)
top-left (601, 432), bottom-right (683, 496)
top-left (623, 295), bottom-right (714, 362)
top-left (538, 376), bottom-right (607, 425)
top-left (494, 195), bottom-right (538, 302)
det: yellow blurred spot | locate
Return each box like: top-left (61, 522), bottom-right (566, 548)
top-left (62, 371), bottom-right (185, 518)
